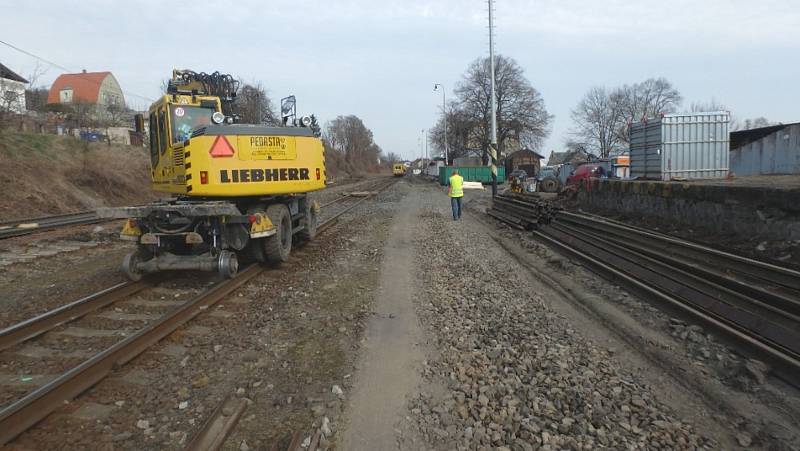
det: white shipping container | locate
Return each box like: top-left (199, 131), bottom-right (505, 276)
top-left (427, 161), bottom-right (444, 177)
top-left (629, 112), bottom-right (730, 180)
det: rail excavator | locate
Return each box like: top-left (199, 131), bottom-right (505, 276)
top-left (100, 70), bottom-right (326, 280)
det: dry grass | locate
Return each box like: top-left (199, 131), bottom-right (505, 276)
top-left (0, 132), bottom-right (157, 220)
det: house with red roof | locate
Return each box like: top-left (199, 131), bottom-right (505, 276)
top-left (47, 70), bottom-right (124, 108)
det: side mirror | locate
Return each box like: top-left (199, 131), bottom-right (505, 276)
top-left (134, 114), bottom-right (145, 134)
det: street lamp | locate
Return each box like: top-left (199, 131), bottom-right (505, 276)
top-left (434, 84), bottom-right (448, 165)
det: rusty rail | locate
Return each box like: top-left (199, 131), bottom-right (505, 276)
top-left (184, 395), bottom-right (249, 451)
top-left (0, 178), bottom-right (397, 446)
top-left (0, 281), bottom-right (148, 352)
top-left (0, 264), bottom-right (264, 445)
top-left (0, 211), bottom-right (103, 240)
top-left (535, 213), bottom-right (800, 385)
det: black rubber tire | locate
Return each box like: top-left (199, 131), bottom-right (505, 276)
top-left (263, 204), bottom-right (292, 264)
top-left (297, 196), bottom-right (318, 242)
top-left (122, 251), bottom-right (144, 282)
top-left (540, 176), bottom-right (559, 193)
top-left (217, 250), bottom-right (239, 279)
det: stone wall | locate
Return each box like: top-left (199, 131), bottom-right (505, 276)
top-left (574, 179), bottom-right (800, 241)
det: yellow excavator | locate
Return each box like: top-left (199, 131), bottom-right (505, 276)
top-left (100, 70), bottom-right (326, 280)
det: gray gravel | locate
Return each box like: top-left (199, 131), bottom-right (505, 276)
top-left (409, 190), bottom-right (717, 450)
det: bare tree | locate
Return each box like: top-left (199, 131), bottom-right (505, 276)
top-left (323, 115), bottom-right (384, 173)
top-left (615, 78), bottom-right (682, 144)
top-left (25, 88), bottom-right (49, 113)
top-left (68, 100), bottom-right (97, 129)
top-left (570, 77), bottom-right (682, 155)
top-left (233, 82), bottom-right (279, 124)
top-left (382, 151), bottom-right (402, 165)
top-left (453, 55), bottom-right (552, 162)
top-left (0, 88), bottom-right (20, 132)
top-left (737, 117), bottom-right (775, 131)
top-left (104, 99), bottom-right (130, 127)
top-left (689, 98), bottom-right (728, 113)
top-left (689, 98), bottom-right (747, 130)
top-left (24, 62), bottom-right (48, 115)
top-left (617, 78), bottom-right (682, 122)
top-left (428, 104), bottom-right (479, 160)
top-left (569, 86), bottom-right (626, 158)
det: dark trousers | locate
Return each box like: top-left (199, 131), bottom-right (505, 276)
top-left (450, 196), bottom-right (462, 220)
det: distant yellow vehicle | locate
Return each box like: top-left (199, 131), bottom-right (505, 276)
top-left (392, 163), bottom-right (406, 177)
top-left (103, 69), bottom-right (326, 280)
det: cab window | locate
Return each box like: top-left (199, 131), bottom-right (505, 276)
top-left (148, 113), bottom-right (158, 164)
top-left (170, 105), bottom-right (214, 143)
top-left (158, 110), bottom-right (168, 155)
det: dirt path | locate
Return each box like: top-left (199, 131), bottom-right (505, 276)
top-left (339, 188), bottom-right (426, 450)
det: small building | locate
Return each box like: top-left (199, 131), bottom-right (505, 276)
top-left (0, 62), bottom-right (29, 114)
top-left (505, 148), bottom-right (545, 177)
top-left (47, 70), bottom-right (125, 108)
top-left (730, 122), bottom-right (800, 176)
top-left (546, 149), bottom-right (590, 167)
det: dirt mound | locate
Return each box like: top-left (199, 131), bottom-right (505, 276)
top-left (0, 132), bottom-right (158, 220)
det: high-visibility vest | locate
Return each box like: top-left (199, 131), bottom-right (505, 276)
top-left (449, 175), bottom-right (464, 197)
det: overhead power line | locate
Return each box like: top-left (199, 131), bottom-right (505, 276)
top-left (0, 38), bottom-right (155, 103)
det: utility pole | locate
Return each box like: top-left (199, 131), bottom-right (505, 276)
top-left (434, 84), bottom-right (448, 165)
top-left (422, 129), bottom-right (428, 163)
top-left (488, 0), bottom-right (498, 196)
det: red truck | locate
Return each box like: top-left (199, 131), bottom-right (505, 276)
top-left (566, 163), bottom-right (607, 186)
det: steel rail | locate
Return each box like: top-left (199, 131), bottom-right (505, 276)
top-left (0, 211), bottom-right (103, 240)
top-left (547, 222), bottom-right (800, 351)
top-left (0, 281), bottom-right (149, 352)
top-left (0, 264), bottom-right (264, 445)
top-left (318, 178), bottom-right (397, 231)
top-left (0, 211), bottom-right (96, 228)
top-left (535, 220), bottom-right (800, 385)
top-left (0, 178), bottom-right (397, 446)
top-left (559, 211), bottom-right (800, 291)
top-left (555, 216), bottom-right (800, 320)
top-left (184, 395), bottom-right (249, 451)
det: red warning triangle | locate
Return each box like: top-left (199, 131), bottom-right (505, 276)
top-left (209, 135), bottom-right (235, 158)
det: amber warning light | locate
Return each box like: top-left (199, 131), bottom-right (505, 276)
top-left (209, 135), bottom-right (235, 158)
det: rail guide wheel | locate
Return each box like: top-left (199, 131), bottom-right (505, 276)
top-left (122, 251), bottom-right (144, 282)
top-left (263, 204), bottom-right (292, 264)
top-left (217, 250), bottom-right (239, 279)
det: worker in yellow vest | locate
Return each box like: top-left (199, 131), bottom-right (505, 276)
top-left (448, 169), bottom-right (464, 220)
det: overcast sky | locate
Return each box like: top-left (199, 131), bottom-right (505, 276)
top-left (2, 0), bottom-right (798, 160)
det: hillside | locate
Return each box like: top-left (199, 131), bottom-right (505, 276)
top-left (0, 132), bottom-right (157, 220)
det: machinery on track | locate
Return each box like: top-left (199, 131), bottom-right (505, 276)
top-left (392, 163), bottom-right (407, 177)
top-left (100, 70), bottom-right (326, 280)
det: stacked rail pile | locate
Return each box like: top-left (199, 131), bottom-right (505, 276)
top-left (536, 211), bottom-right (800, 384)
top-left (487, 192), bottom-right (561, 230)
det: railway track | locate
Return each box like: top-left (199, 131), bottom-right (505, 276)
top-left (0, 177), bottom-right (398, 447)
top-left (0, 211), bottom-right (103, 240)
top-left (532, 210), bottom-right (800, 385)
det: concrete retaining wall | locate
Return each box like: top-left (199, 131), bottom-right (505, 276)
top-left (575, 179), bottom-right (800, 241)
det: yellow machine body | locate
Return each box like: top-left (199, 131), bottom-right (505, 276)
top-left (147, 94), bottom-right (326, 197)
top-left (392, 163), bottom-right (406, 177)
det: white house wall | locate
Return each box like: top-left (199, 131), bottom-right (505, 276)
top-left (0, 78), bottom-right (27, 114)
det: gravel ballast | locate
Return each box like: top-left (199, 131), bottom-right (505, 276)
top-left (409, 187), bottom-right (717, 450)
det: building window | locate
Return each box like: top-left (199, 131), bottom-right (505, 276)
top-left (60, 88), bottom-right (73, 103)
